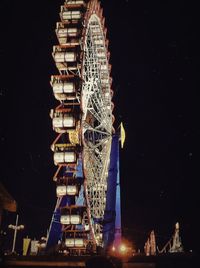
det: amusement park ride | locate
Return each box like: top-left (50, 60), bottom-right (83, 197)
top-left (45, 0), bottom-right (125, 256)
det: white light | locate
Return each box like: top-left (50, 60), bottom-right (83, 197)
top-left (119, 244), bottom-right (127, 253)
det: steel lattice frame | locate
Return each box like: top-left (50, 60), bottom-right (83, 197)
top-left (82, 13), bottom-right (113, 244)
top-left (50, 0), bottom-right (114, 249)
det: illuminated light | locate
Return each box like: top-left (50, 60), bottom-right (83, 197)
top-left (40, 243), bottom-right (46, 249)
top-left (65, 238), bottom-right (75, 247)
top-left (105, 92), bottom-right (110, 97)
top-left (62, 11), bottom-right (81, 20)
top-left (54, 151), bottom-right (76, 164)
top-left (112, 246), bottom-right (116, 252)
top-left (56, 185), bottom-right (78, 197)
top-left (56, 185), bottom-right (67, 197)
top-left (75, 238), bottom-right (84, 247)
top-left (84, 224), bottom-right (90, 231)
top-left (60, 215), bottom-right (81, 225)
top-left (119, 244), bottom-right (127, 253)
top-left (53, 82), bottom-right (75, 94)
top-left (53, 116), bottom-right (75, 128)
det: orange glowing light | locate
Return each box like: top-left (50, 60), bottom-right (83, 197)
top-left (112, 246), bottom-right (116, 252)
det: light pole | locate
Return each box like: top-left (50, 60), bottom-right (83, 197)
top-left (8, 214), bottom-right (24, 253)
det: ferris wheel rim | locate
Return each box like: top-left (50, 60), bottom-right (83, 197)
top-left (80, 1), bottom-right (113, 246)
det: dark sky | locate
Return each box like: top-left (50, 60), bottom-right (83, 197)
top-left (0, 0), bottom-right (198, 252)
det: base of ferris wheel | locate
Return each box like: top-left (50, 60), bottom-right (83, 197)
top-left (44, 132), bottom-right (123, 257)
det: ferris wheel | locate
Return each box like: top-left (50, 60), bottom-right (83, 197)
top-left (47, 0), bottom-right (115, 253)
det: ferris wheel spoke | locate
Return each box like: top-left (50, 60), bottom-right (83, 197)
top-left (83, 121), bottom-right (110, 136)
top-left (84, 154), bottom-right (103, 179)
top-left (85, 103), bottom-right (111, 133)
top-left (83, 151), bottom-right (109, 190)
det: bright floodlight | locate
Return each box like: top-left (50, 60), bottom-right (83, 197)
top-left (119, 244), bottom-right (127, 253)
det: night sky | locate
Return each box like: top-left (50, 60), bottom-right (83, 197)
top-left (0, 0), bottom-right (198, 252)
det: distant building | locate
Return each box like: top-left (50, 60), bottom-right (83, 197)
top-left (0, 183), bottom-right (17, 227)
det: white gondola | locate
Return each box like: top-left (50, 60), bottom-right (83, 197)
top-left (54, 152), bottom-right (76, 164)
top-left (65, 0), bottom-right (85, 4)
top-left (53, 116), bottom-right (75, 128)
top-left (61, 215), bottom-right (70, 224)
top-left (71, 215), bottom-right (81, 224)
top-left (56, 185), bottom-right (78, 197)
top-left (75, 239), bottom-right (84, 247)
top-left (64, 152), bottom-right (76, 162)
top-left (62, 11), bottom-right (81, 20)
top-left (65, 239), bottom-right (75, 247)
top-left (57, 28), bottom-right (78, 37)
top-left (54, 52), bottom-right (76, 63)
top-left (54, 152), bottom-right (65, 163)
top-left (61, 215), bottom-right (81, 225)
top-left (56, 185), bottom-right (67, 197)
top-left (67, 185), bottom-right (78, 195)
top-left (65, 238), bottom-right (84, 248)
top-left (52, 80), bottom-right (76, 101)
top-left (53, 82), bottom-right (75, 94)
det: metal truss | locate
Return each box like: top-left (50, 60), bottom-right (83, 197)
top-left (82, 14), bottom-right (112, 245)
